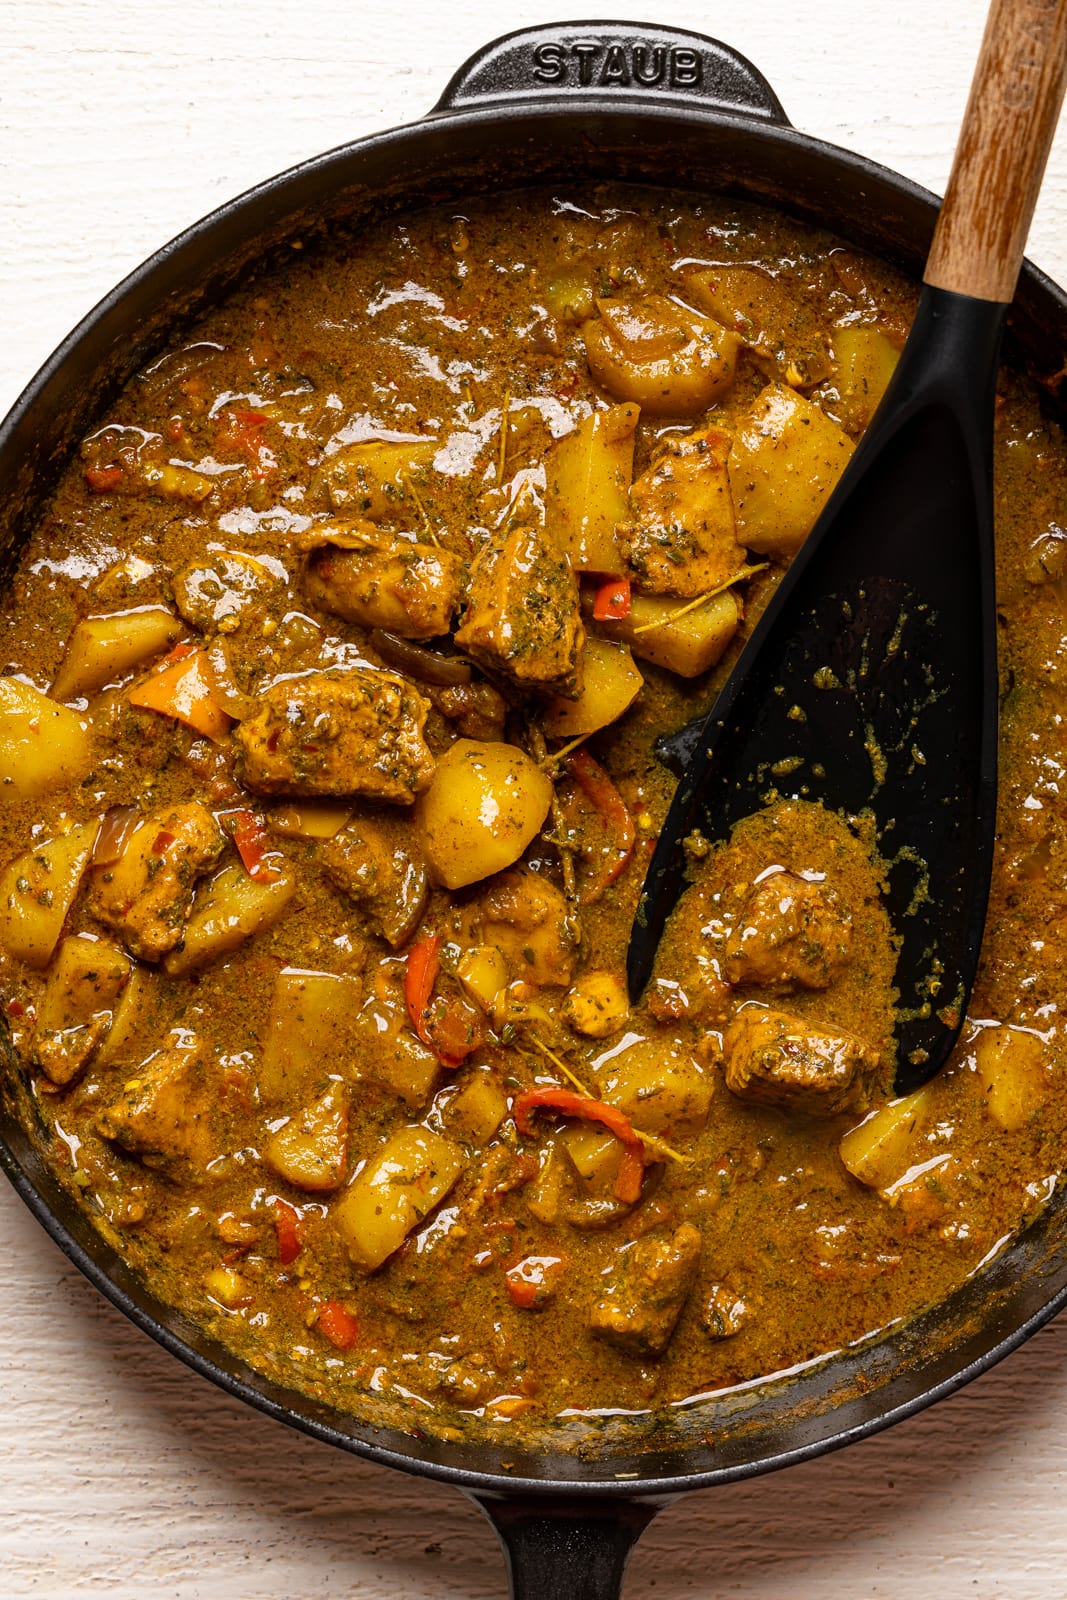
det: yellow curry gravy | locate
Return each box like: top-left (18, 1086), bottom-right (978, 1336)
top-left (0, 185), bottom-right (1065, 1444)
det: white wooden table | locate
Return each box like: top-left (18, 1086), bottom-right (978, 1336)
top-left (5, 1), bottom-right (1067, 1593)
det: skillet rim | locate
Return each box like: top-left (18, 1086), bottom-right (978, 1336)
top-left (4, 69), bottom-right (1067, 1500)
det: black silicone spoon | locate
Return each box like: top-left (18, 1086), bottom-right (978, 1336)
top-left (627, 0), bottom-right (1067, 1093)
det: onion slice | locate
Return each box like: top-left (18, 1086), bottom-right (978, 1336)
top-left (205, 640), bottom-right (255, 719)
top-left (91, 804), bottom-right (141, 867)
top-left (369, 629), bottom-right (472, 687)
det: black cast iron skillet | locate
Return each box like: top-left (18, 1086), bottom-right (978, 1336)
top-left (5, 22), bottom-right (1067, 1599)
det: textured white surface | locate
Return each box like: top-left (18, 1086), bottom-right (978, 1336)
top-left (5, 1), bottom-right (1067, 1595)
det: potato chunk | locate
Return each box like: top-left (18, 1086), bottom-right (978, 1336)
top-left (320, 815), bottom-right (428, 948)
top-left (589, 1223), bottom-right (702, 1358)
top-left (303, 524), bottom-right (462, 640)
top-left (831, 324), bottom-right (900, 433)
top-left (839, 1086), bottom-right (933, 1188)
top-left (724, 1005), bottom-right (877, 1117)
top-left (234, 668), bottom-right (434, 803)
top-left (685, 265), bottom-right (832, 386)
top-left (88, 802), bottom-right (225, 962)
top-left (162, 862), bottom-right (297, 976)
top-left (32, 935), bottom-right (132, 1086)
top-left (0, 678), bottom-right (93, 801)
top-left (454, 526), bottom-right (584, 696)
top-left (319, 437), bottom-right (439, 522)
top-left (620, 426), bottom-right (747, 597)
top-left (445, 1070), bottom-right (508, 1146)
top-left (96, 1041), bottom-right (215, 1169)
top-left (729, 383), bottom-right (854, 557)
top-left (592, 588), bottom-right (741, 678)
top-left (541, 638), bottom-right (643, 739)
top-left (455, 945), bottom-right (508, 1012)
top-left (258, 968), bottom-right (363, 1104)
top-left (542, 403), bottom-right (638, 574)
top-left (973, 1025), bottom-right (1048, 1131)
top-left (51, 608), bottom-right (183, 701)
top-left (0, 820), bottom-right (100, 970)
top-left (598, 1036), bottom-right (712, 1138)
top-left (417, 741), bottom-right (553, 890)
top-left (93, 966), bottom-right (157, 1070)
top-left (723, 871), bottom-right (852, 990)
top-left (582, 295), bottom-right (740, 416)
top-left (333, 1125), bottom-right (465, 1271)
top-left (264, 1083), bottom-right (349, 1192)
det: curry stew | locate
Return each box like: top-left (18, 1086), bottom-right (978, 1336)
top-left (1, 187), bottom-right (1065, 1440)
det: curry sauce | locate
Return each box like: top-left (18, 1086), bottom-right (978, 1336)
top-left (1, 185), bottom-right (1065, 1443)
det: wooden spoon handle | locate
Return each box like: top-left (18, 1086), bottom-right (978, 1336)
top-left (925, 0), bottom-right (1067, 302)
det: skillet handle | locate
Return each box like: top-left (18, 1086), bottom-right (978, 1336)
top-left (925, 0), bottom-right (1067, 302)
top-left (432, 22), bottom-right (789, 125)
top-left (469, 1491), bottom-right (665, 1600)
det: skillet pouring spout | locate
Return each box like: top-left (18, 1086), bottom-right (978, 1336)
top-left (628, 286), bottom-right (1004, 1094)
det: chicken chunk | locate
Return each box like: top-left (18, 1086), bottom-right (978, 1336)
top-left (88, 802), bottom-right (225, 962)
top-left (321, 814), bottom-right (429, 947)
top-left (424, 679), bottom-right (507, 742)
top-left (723, 1005), bottom-right (877, 1117)
top-left (619, 426), bottom-right (748, 598)
top-left (233, 668), bottom-right (434, 803)
top-left (562, 970), bottom-right (630, 1038)
top-left (701, 1282), bottom-right (754, 1339)
top-left (723, 871), bottom-right (852, 989)
top-left (96, 1041), bottom-right (216, 1169)
top-left (470, 866), bottom-right (577, 986)
top-left (303, 524), bottom-right (462, 640)
top-left (172, 548), bottom-right (281, 633)
top-left (32, 935), bottom-right (131, 1087)
top-left (454, 526), bottom-right (584, 696)
top-left (589, 1223), bottom-right (702, 1358)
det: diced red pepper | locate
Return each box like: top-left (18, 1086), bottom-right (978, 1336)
top-left (505, 1254), bottom-right (566, 1310)
top-left (223, 808), bottom-right (282, 883)
top-left (151, 830), bottom-right (176, 855)
top-left (592, 576), bottom-right (632, 621)
top-left (215, 408), bottom-right (275, 477)
top-left (85, 465), bottom-right (123, 493)
top-left (511, 1086), bottom-right (646, 1204)
top-left (565, 749), bottom-right (636, 896)
top-left (316, 1299), bottom-right (359, 1351)
top-left (273, 1198), bottom-right (303, 1266)
top-left (217, 407), bottom-right (268, 453)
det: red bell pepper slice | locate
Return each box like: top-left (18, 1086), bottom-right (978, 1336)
top-left (405, 934), bottom-right (484, 1068)
top-left (405, 934), bottom-right (441, 1050)
top-left (565, 749), bottom-right (636, 894)
top-left (592, 576), bottom-right (632, 621)
top-left (511, 1086), bottom-right (646, 1204)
